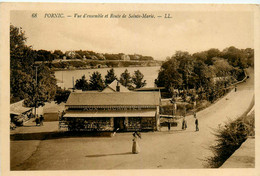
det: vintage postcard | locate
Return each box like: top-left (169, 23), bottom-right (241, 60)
top-left (0, 2), bottom-right (259, 176)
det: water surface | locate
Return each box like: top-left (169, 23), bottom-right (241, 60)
top-left (55, 66), bottom-right (160, 89)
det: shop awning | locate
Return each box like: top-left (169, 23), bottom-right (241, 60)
top-left (64, 110), bottom-right (156, 118)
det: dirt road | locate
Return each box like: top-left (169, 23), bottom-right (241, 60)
top-left (11, 68), bottom-right (254, 170)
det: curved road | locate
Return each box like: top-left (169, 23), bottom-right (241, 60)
top-left (13, 68), bottom-right (254, 170)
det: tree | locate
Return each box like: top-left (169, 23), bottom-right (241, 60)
top-left (10, 25), bottom-right (57, 106)
top-left (10, 69), bottom-right (33, 103)
top-left (53, 50), bottom-right (64, 59)
top-left (54, 87), bottom-right (71, 104)
top-left (132, 70), bottom-right (146, 88)
top-left (155, 56), bottom-right (182, 90)
top-left (244, 48), bottom-right (254, 67)
top-left (193, 60), bottom-right (215, 89)
top-left (89, 71), bottom-right (105, 90)
top-left (75, 75), bottom-right (90, 91)
top-left (105, 68), bottom-right (117, 85)
top-left (10, 25), bottom-right (27, 56)
top-left (24, 65), bottom-right (57, 107)
top-left (222, 46), bottom-right (242, 68)
top-left (205, 48), bottom-right (221, 65)
top-left (193, 51), bottom-right (208, 63)
top-left (213, 58), bottom-right (233, 77)
top-left (120, 69), bottom-right (132, 88)
top-left (175, 51), bottom-right (195, 89)
top-left (35, 49), bottom-right (54, 62)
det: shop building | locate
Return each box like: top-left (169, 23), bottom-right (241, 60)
top-left (61, 91), bottom-right (161, 131)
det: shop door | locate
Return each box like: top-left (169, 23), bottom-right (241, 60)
top-left (114, 117), bottom-right (125, 131)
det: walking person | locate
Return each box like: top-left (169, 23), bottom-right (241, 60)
top-left (40, 115), bottom-right (44, 126)
top-left (132, 131), bottom-right (141, 154)
top-left (182, 116), bottom-right (187, 130)
top-left (35, 115), bottom-right (40, 126)
top-left (195, 117), bottom-right (199, 131)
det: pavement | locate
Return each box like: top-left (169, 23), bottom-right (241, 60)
top-left (10, 67), bottom-right (255, 170)
top-left (221, 137), bottom-right (255, 168)
top-left (10, 118), bottom-right (59, 134)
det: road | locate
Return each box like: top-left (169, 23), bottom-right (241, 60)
top-left (11, 68), bottom-right (254, 170)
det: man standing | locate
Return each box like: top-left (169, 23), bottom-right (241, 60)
top-left (182, 116), bottom-right (187, 130)
top-left (195, 117), bottom-right (199, 131)
top-left (35, 115), bottom-right (40, 126)
top-left (168, 121), bottom-right (171, 131)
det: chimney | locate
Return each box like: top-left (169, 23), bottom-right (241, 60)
top-left (116, 81), bottom-right (120, 92)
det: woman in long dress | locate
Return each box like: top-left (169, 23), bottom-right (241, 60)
top-left (132, 131), bottom-right (141, 154)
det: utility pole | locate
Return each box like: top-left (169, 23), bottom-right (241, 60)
top-left (72, 76), bottom-right (75, 92)
top-left (34, 66), bottom-right (38, 118)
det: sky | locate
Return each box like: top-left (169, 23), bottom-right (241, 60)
top-left (10, 7), bottom-right (254, 60)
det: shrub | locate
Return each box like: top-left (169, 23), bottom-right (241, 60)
top-left (206, 112), bottom-right (255, 168)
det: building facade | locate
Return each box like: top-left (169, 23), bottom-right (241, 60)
top-left (61, 92), bottom-right (161, 131)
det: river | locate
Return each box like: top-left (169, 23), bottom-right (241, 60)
top-left (54, 66), bottom-right (160, 89)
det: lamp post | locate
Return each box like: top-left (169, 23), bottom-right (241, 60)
top-left (34, 66), bottom-right (38, 118)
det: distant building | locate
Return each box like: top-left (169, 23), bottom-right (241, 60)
top-left (102, 80), bottom-right (130, 92)
top-left (121, 54), bottom-right (130, 61)
top-left (62, 92), bottom-right (161, 131)
top-left (133, 54), bottom-right (141, 60)
top-left (65, 51), bottom-right (76, 59)
top-left (97, 53), bottom-right (106, 60)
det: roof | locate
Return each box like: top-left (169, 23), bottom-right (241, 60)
top-left (66, 92), bottom-right (161, 106)
top-left (43, 101), bottom-right (65, 113)
top-left (135, 87), bottom-right (165, 91)
top-left (10, 100), bottom-right (31, 115)
top-left (102, 80), bottom-right (130, 92)
top-left (64, 110), bottom-right (156, 118)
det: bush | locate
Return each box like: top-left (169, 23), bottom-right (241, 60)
top-left (206, 112), bottom-right (255, 168)
top-left (160, 103), bottom-right (194, 116)
top-left (196, 100), bottom-right (211, 112)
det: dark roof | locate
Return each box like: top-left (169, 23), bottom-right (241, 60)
top-left (66, 92), bottom-right (161, 106)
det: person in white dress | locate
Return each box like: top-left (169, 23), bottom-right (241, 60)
top-left (132, 131), bottom-right (141, 154)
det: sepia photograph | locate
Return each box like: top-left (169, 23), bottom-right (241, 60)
top-left (0, 2), bottom-right (259, 175)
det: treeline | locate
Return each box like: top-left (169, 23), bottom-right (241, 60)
top-left (156, 48), bottom-right (254, 102)
top-left (47, 59), bottom-right (160, 70)
top-left (32, 49), bottom-right (154, 62)
top-left (74, 68), bottom-right (146, 91)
